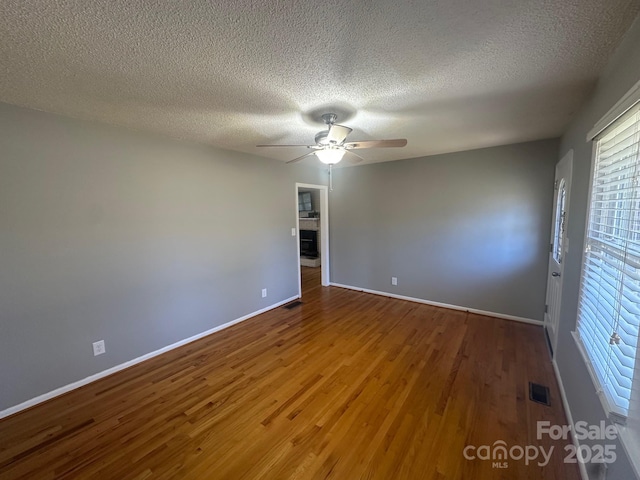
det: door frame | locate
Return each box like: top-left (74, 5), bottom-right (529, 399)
top-left (296, 183), bottom-right (330, 297)
top-left (544, 149), bottom-right (573, 356)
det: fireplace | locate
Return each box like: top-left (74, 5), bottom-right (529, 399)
top-left (300, 229), bottom-right (318, 258)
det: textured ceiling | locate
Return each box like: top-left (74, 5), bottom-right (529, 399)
top-left (1, 1), bottom-right (639, 165)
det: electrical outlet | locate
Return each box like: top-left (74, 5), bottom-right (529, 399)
top-left (391, 277), bottom-right (398, 286)
top-left (262, 288), bottom-right (267, 298)
top-left (291, 228), bottom-right (296, 236)
top-left (92, 340), bottom-right (106, 356)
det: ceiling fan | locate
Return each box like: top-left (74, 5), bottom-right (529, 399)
top-left (257, 113), bottom-right (407, 165)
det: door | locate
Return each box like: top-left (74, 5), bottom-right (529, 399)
top-left (544, 150), bottom-right (572, 355)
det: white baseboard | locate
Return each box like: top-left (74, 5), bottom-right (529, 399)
top-left (552, 359), bottom-right (589, 480)
top-left (329, 282), bottom-right (543, 326)
top-left (0, 295), bottom-right (299, 420)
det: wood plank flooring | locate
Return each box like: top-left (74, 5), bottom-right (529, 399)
top-left (0, 267), bottom-right (580, 479)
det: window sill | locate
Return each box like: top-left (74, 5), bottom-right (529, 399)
top-left (616, 424), bottom-right (640, 479)
top-left (571, 332), bottom-right (640, 478)
top-left (570, 331), bottom-right (627, 424)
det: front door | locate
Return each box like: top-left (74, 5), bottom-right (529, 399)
top-left (544, 150), bottom-right (573, 355)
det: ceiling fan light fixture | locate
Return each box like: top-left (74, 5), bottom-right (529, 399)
top-left (315, 147), bottom-right (345, 165)
top-left (257, 113), bottom-right (407, 165)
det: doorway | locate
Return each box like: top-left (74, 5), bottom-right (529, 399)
top-left (544, 150), bottom-right (573, 356)
top-left (296, 183), bottom-right (330, 297)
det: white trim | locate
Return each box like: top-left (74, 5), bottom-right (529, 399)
top-left (552, 359), bottom-right (589, 480)
top-left (0, 295), bottom-right (299, 420)
top-left (329, 282), bottom-right (542, 326)
top-left (587, 78), bottom-right (640, 140)
top-left (319, 187), bottom-right (329, 287)
top-left (296, 183), bottom-right (330, 297)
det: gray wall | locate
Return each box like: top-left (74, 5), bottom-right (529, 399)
top-left (0, 102), bottom-right (324, 410)
top-left (329, 138), bottom-right (559, 321)
top-left (555, 15), bottom-right (640, 480)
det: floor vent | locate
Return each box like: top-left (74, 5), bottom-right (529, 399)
top-left (283, 301), bottom-right (303, 310)
top-left (529, 382), bottom-right (550, 406)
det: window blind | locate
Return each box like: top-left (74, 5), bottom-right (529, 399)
top-left (576, 102), bottom-right (640, 417)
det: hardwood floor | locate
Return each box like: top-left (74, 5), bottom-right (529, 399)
top-left (301, 265), bottom-right (322, 295)
top-left (0, 268), bottom-right (579, 479)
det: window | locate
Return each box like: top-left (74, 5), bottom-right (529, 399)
top-left (553, 179), bottom-right (567, 263)
top-left (298, 192), bottom-right (312, 212)
top-left (575, 102), bottom-right (640, 419)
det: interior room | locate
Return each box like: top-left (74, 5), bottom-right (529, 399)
top-left (1, 1), bottom-right (640, 479)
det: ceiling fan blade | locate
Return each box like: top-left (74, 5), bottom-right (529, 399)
top-left (286, 152), bottom-right (316, 164)
top-left (344, 150), bottom-right (364, 164)
top-left (326, 124), bottom-right (352, 144)
top-left (256, 144), bottom-right (317, 148)
top-left (344, 139), bottom-right (407, 149)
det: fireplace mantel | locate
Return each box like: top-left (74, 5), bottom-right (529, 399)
top-left (299, 218), bottom-right (319, 231)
